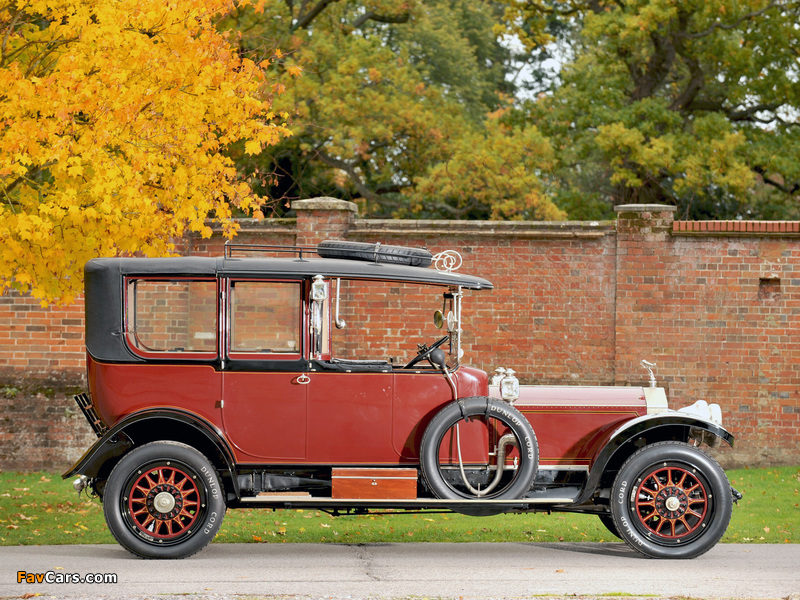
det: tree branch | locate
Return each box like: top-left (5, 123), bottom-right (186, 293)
top-left (292, 0), bottom-right (341, 30)
top-left (753, 167), bottom-right (800, 194)
top-left (729, 103), bottom-right (783, 121)
top-left (316, 150), bottom-right (382, 201)
top-left (627, 31), bottom-right (676, 101)
top-left (686, 1), bottom-right (782, 39)
top-left (352, 10), bottom-right (410, 29)
top-left (670, 11), bottom-right (705, 113)
top-left (1, 1), bottom-right (26, 68)
top-left (1, 161), bottom-right (56, 206)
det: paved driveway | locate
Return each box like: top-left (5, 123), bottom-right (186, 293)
top-left (3, 542), bottom-right (799, 599)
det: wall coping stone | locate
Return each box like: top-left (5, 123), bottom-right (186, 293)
top-left (614, 204), bottom-right (677, 213)
top-left (292, 197), bottom-right (358, 212)
top-left (352, 219), bottom-right (615, 239)
top-left (673, 220), bottom-right (800, 236)
top-left (193, 218), bottom-right (296, 236)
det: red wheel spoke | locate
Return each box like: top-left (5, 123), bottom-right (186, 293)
top-left (641, 509), bottom-right (658, 522)
top-left (667, 519), bottom-right (677, 536)
top-left (640, 484), bottom-right (658, 496)
top-left (652, 518), bottom-right (667, 535)
top-left (685, 482), bottom-right (701, 494)
top-left (132, 484), bottom-right (150, 497)
top-left (157, 520), bottom-right (168, 536)
top-left (140, 514), bottom-right (155, 529)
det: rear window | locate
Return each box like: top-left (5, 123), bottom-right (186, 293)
top-left (126, 279), bottom-right (217, 355)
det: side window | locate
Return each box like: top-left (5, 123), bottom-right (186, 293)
top-left (126, 279), bottom-right (217, 356)
top-left (230, 281), bottom-right (301, 355)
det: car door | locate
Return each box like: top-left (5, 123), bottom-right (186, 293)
top-left (220, 278), bottom-right (308, 461)
top-left (305, 370), bottom-right (395, 463)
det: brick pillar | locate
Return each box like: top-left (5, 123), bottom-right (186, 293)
top-left (292, 197), bottom-right (358, 247)
top-left (613, 204), bottom-right (677, 385)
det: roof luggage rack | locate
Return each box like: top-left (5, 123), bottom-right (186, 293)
top-left (224, 242), bottom-right (318, 259)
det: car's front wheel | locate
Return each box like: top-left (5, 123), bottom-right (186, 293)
top-left (610, 441), bottom-right (732, 559)
top-left (103, 441), bottom-right (226, 559)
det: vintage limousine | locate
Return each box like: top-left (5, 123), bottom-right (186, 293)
top-left (65, 241), bottom-right (739, 559)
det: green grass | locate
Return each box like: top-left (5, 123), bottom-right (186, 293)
top-left (1, 466), bottom-right (797, 546)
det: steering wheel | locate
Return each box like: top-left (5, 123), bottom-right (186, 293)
top-left (404, 335), bottom-right (450, 369)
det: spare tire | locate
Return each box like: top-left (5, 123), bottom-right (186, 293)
top-left (317, 240), bottom-right (432, 268)
top-left (420, 396), bottom-right (538, 502)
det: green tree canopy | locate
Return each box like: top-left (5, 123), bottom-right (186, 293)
top-left (225, 0), bottom-right (565, 220)
top-left (500, 0), bottom-right (800, 219)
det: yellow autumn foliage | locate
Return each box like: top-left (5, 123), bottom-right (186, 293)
top-left (1, 0), bottom-right (291, 304)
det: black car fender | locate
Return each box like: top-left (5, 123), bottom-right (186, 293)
top-left (62, 408), bottom-right (240, 499)
top-left (573, 412), bottom-right (734, 506)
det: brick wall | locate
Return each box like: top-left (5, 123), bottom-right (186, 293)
top-left (1, 201), bottom-right (798, 470)
top-left (616, 206), bottom-right (800, 466)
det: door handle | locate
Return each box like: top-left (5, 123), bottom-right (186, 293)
top-left (296, 374), bottom-right (311, 385)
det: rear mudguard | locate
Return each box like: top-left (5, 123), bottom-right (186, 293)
top-left (62, 408), bottom-right (240, 498)
top-left (571, 412), bottom-right (734, 506)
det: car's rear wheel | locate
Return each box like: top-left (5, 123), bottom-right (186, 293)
top-left (103, 441), bottom-right (226, 559)
top-left (610, 441), bottom-right (732, 559)
top-left (420, 397), bottom-right (538, 509)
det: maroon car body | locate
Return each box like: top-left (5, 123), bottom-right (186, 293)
top-left (65, 242), bottom-right (738, 559)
